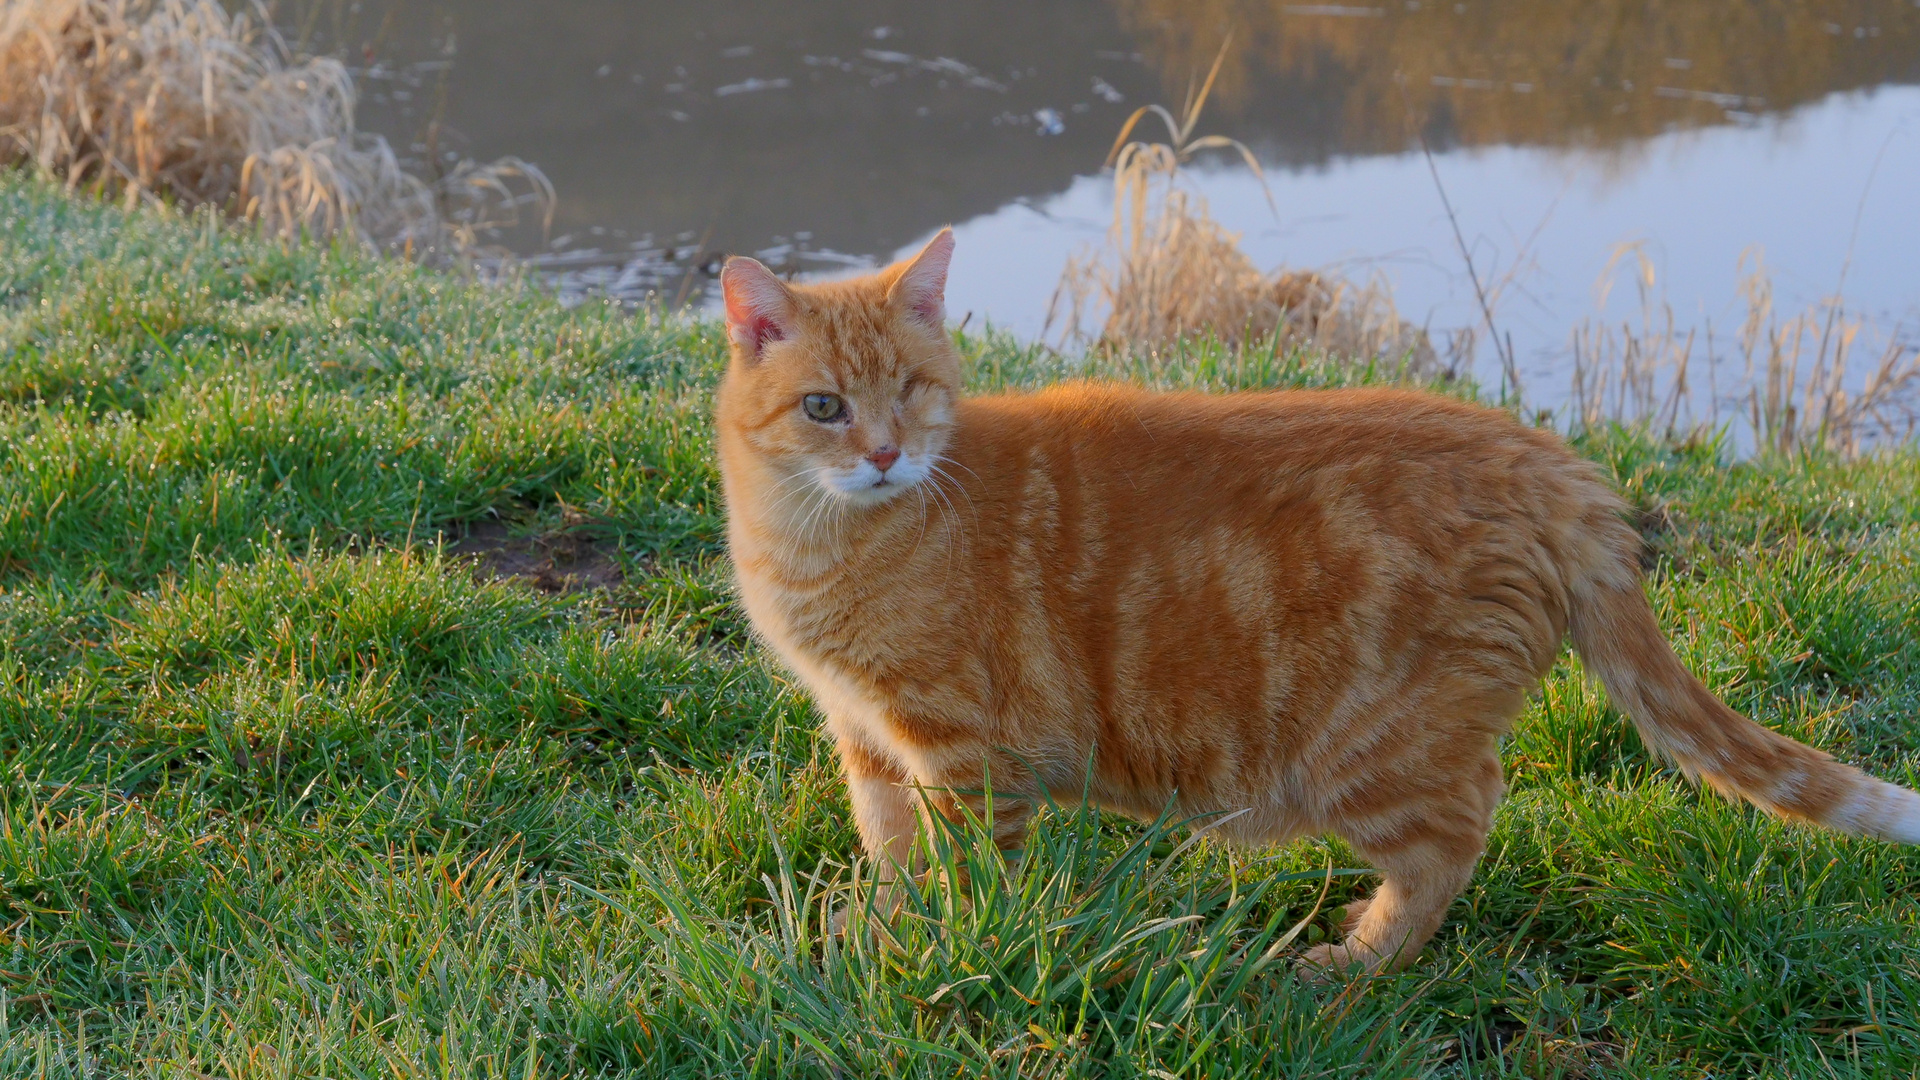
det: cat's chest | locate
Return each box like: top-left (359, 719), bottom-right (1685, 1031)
top-left (738, 569), bottom-right (909, 741)
top-left (741, 569), bottom-right (886, 671)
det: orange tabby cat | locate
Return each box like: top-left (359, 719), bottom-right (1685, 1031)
top-left (714, 229), bottom-right (1920, 974)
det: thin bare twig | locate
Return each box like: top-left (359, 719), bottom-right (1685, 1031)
top-left (1410, 117), bottom-right (1516, 398)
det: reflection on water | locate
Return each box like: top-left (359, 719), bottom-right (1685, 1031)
top-left (943, 85), bottom-right (1920, 390)
top-left (284, 0), bottom-right (1165, 292)
top-left (1123, 0), bottom-right (1920, 155)
top-left (280, 0), bottom-right (1919, 392)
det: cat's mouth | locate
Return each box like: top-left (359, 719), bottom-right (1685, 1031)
top-left (813, 458), bottom-right (923, 504)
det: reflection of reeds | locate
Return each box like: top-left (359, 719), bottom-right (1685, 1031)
top-left (1114, 0), bottom-right (1920, 157)
top-left (1049, 47), bottom-right (1438, 376)
top-left (1570, 247), bottom-right (1920, 455)
top-left (0, 0), bottom-right (550, 254)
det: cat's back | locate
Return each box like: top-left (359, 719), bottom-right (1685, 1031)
top-left (944, 382), bottom-right (1634, 640)
top-left (952, 382), bottom-right (1604, 515)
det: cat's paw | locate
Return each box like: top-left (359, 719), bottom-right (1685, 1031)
top-left (1297, 940), bottom-right (1386, 980)
top-left (1296, 942), bottom-right (1351, 980)
top-left (1298, 899), bottom-right (1375, 978)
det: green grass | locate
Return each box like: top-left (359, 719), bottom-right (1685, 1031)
top-left (2, 173), bottom-right (1918, 1078)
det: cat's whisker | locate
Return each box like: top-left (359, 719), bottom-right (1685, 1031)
top-left (927, 470), bottom-right (965, 545)
top-left (922, 478), bottom-right (964, 588)
top-left (933, 453), bottom-right (983, 487)
top-left (763, 471), bottom-right (825, 523)
top-left (800, 480), bottom-right (851, 555)
top-left (761, 465), bottom-right (824, 508)
top-left (930, 455), bottom-right (978, 504)
top-left (768, 490), bottom-right (837, 551)
top-left (904, 482), bottom-right (935, 563)
top-left (794, 484), bottom-right (834, 552)
top-left (925, 462), bottom-right (974, 562)
top-left (898, 469), bottom-right (964, 591)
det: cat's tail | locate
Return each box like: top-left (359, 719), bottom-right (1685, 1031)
top-left (1569, 570), bottom-right (1920, 843)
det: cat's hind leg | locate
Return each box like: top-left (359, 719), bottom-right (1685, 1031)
top-left (1300, 747), bottom-right (1502, 976)
top-left (1300, 832), bottom-right (1480, 975)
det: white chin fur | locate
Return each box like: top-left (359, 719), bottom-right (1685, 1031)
top-left (817, 456), bottom-right (928, 504)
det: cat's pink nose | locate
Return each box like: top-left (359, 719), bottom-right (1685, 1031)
top-left (866, 446), bottom-right (901, 472)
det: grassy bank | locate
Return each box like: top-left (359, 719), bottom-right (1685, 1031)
top-left (1, 173), bottom-right (1918, 1078)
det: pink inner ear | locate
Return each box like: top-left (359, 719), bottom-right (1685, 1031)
top-left (746, 314), bottom-right (784, 351)
top-left (723, 260), bottom-right (790, 357)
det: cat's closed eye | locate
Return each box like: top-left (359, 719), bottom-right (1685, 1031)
top-left (901, 376), bottom-right (942, 405)
top-left (803, 393), bottom-right (845, 421)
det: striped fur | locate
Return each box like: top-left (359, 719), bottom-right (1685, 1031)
top-left (715, 232), bottom-right (1920, 974)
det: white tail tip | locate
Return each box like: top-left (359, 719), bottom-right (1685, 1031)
top-left (1828, 777), bottom-right (1920, 844)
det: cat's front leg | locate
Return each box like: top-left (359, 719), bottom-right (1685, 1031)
top-left (832, 736), bottom-right (918, 933)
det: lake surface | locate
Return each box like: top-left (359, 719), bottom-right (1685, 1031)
top-left (289, 0), bottom-right (1920, 404)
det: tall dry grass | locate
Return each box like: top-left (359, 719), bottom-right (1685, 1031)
top-left (1570, 246), bottom-right (1920, 455)
top-left (1049, 45), bottom-right (1438, 376)
top-left (0, 0), bottom-right (550, 253)
top-left (1053, 54), bottom-right (1914, 457)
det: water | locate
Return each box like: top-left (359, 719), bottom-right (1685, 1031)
top-left (292, 0), bottom-right (1920, 401)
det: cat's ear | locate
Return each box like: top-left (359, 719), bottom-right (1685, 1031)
top-left (721, 256), bottom-right (795, 361)
top-left (888, 227), bottom-right (954, 330)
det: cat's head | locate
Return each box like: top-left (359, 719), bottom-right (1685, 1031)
top-left (716, 229), bottom-right (960, 508)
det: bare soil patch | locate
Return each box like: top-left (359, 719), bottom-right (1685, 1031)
top-left (448, 520), bottom-right (624, 593)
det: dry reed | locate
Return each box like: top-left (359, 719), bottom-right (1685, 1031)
top-left (1048, 41), bottom-right (1438, 376)
top-left (0, 0), bottom-right (550, 254)
top-left (1570, 246), bottom-right (1920, 455)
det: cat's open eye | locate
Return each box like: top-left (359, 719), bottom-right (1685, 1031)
top-left (803, 393), bottom-right (845, 422)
